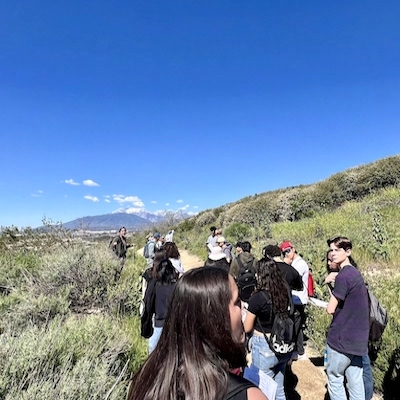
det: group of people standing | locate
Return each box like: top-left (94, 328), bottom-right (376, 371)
top-left (235, 240), bottom-right (310, 400)
top-left (132, 228), bottom-right (373, 400)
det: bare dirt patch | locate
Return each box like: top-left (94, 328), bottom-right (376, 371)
top-left (180, 249), bottom-right (204, 271)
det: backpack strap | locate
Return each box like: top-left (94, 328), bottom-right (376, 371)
top-left (224, 373), bottom-right (255, 400)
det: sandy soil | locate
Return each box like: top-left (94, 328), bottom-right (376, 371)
top-left (180, 249), bottom-right (204, 270)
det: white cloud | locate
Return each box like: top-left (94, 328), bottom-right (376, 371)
top-left (112, 194), bottom-right (144, 207)
top-left (104, 198), bottom-right (110, 203)
top-left (83, 179), bottom-right (99, 187)
top-left (151, 200), bottom-right (157, 204)
top-left (165, 203), bottom-right (170, 206)
top-left (179, 204), bottom-right (190, 210)
top-left (84, 195), bottom-right (99, 202)
top-left (64, 179), bottom-right (79, 186)
top-left (31, 190), bottom-right (43, 198)
top-left (177, 199), bottom-right (184, 203)
top-left (193, 206), bottom-right (198, 209)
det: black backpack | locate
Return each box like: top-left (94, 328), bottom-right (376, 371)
top-left (236, 256), bottom-right (257, 302)
top-left (260, 290), bottom-right (295, 356)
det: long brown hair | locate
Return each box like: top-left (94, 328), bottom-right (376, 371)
top-left (256, 257), bottom-right (291, 316)
top-left (127, 267), bottom-right (246, 400)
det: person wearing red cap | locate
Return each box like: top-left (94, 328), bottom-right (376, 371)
top-left (279, 240), bottom-right (309, 360)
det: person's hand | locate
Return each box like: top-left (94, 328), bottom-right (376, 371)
top-left (324, 272), bottom-right (338, 285)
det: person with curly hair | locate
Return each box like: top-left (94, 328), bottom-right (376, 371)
top-left (244, 258), bottom-right (293, 400)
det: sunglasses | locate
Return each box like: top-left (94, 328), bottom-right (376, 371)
top-left (283, 248), bottom-right (292, 254)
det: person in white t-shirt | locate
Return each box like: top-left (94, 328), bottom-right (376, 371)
top-left (206, 226), bottom-right (218, 252)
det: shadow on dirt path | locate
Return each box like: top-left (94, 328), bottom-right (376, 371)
top-left (285, 352), bottom-right (328, 400)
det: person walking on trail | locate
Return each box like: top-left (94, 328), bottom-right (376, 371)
top-left (325, 243), bottom-right (373, 400)
top-left (128, 266), bottom-right (268, 400)
top-left (279, 240), bottom-right (309, 360)
top-left (206, 226), bottom-right (218, 252)
top-left (109, 226), bottom-right (134, 281)
top-left (244, 257), bottom-right (294, 400)
top-left (324, 237), bottom-right (369, 400)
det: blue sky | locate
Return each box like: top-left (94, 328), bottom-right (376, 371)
top-left (1, 1), bottom-right (400, 228)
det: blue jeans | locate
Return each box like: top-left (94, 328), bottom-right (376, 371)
top-left (250, 334), bottom-right (291, 400)
top-left (362, 354), bottom-right (373, 400)
top-left (326, 344), bottom-right (364, 400)
top-left (148, 326), bottom-right (163, 354)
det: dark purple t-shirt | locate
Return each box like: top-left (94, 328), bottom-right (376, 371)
top-left (327, 265), bottom-right (369, 356)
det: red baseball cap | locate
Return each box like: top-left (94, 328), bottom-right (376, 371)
top-left (279, 241), bottom-right (293, 252)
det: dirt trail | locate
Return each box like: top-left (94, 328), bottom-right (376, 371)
top-left (285, 350), bottom-right (327, 400)
top-left (180, 249), bottom-right (204, 271)
top-left (136, 248), bottom-right (203, 271)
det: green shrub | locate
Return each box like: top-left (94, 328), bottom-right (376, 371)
top-left (0, 315), bottom-right (135, 400)
top-left (224, 223), bottom-right (251, 242)
top-left (194, 210), bottom-right (217, 228)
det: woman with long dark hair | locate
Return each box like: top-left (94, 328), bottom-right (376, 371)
top-left (163, 241), bottom-right (184, 275)
top-left (243, 258), bottom-right (293, 400)
top-left (324, 237), bottom-right (369, 400)
top-left (141, 250), bottom-right (179, 353)
top-left (129, 267), bottom-right (267, 400)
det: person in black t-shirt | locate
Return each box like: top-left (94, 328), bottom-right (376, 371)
top-left (262, 244), bottom-right (303, 291)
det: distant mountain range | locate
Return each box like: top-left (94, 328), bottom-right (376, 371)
top-left (60, 210), bottom-right (187, 231)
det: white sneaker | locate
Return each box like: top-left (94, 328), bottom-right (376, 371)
top-left (297, 353), bottom-right (308, 360)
